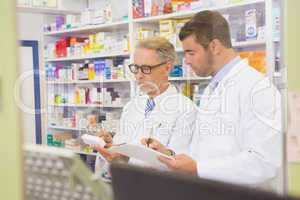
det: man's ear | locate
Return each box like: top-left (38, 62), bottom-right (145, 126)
top-left (165, 62), bottom-right (173, 74)
top-left (208, 39), bottom-right (222, 55)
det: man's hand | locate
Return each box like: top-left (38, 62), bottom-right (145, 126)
top-left (158, 154), bottom-right (198, 176)
top-left (92, 145), bottom-right (128, 163)
top-left (141, 138), bottom-right (170, 155)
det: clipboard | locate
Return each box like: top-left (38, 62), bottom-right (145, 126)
top-left (108, 143), bottom-right (174, 168)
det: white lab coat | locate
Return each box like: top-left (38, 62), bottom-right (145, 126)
top-left (115, 84), bottom-right (197, 154)
top-left (190, 59), bottom-right (282, 186)
top-left (95, 84), bottom-right (198, 172)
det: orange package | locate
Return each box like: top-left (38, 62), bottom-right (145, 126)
top-left (239, 51), bottom-right (266, 74)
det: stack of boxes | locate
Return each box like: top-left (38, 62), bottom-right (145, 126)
top-left (43, 2), bottom-right (117, 33)
top-left (44, 32), bottom-right (129, 59)
top-left (47, 132), bottom-right (73, 147)
top-left (46, 59), bottom-right (129, 82)
top-left (48, 108), bottom-right (121, 134)
top-left (159, 18), bottom-right (190, 49)
top-left (48, 86), bottom-right (128, 107)
top-left (132, 0), bottom-right (256, 19)
top-left (159, 19), bottom-right (176, 47)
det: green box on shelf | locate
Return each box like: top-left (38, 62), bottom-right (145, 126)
top-left (47, 134), bottom-right (53, 146)
top-left (52, 140), bottom-right (62, 147)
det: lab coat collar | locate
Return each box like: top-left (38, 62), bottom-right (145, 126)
top-left (210, 56), bottom-right (242, 90)
top-left (200, 58), bottom-right (248, 108)
top-left (218, 58), bottom-right (249, 86)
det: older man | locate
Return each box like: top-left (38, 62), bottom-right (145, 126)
top-left (94, 36), bottom-right (197, 167)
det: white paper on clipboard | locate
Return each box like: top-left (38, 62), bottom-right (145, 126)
top-left (108, 143), bottom-right (174, 168)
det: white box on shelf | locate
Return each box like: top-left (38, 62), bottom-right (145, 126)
top-left (57, 0), bottom-right (86, 12)
top-left (81, 9), bottom-right (94, 26)
top-left (17, 0), bottom-right (31, 6)
top-left (90, 88), bottom-right (98, 104)
top-left (144, 0), bottom-right (152, 17)
top-left (245, 9), bottom-right (257, 41)
top-left (32, 0), bottom-right (45, 7)
top-left (47, 0), bottom-right (57, 8)
top-left (93, 9), bottom-right (106, 25)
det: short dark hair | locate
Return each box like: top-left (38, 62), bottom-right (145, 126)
top-left (179, 10), bottom-right (232, 49)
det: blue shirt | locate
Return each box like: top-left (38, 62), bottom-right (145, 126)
top-left (209, 56), bottom-right (241, 91)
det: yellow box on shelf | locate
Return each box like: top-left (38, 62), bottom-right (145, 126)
top-left (175, 18), bottom-right (190, 48)
top-left (159, 19), bottom-right (177, 47)
top-left (47, 0), bottom-right (57, 8)
top-left (136, 27), bottom-right (157, 47)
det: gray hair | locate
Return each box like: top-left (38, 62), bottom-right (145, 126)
top-left (136, 36), bottom-right (177, 63)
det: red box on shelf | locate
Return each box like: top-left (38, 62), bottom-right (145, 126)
top-left (132, 0), bottom-right (144, 19)
top-left (55, 37), bottom-right (71, 58)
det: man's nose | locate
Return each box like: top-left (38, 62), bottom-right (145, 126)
top-left (135, 68), bottom-right (144, 80)
top-left (184, 57), bottom-right (191, 65)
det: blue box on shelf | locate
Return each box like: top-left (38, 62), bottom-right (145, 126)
top-left (169, 65), bottom-right (183, 77)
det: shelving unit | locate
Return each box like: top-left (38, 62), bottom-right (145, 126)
top-left (30, 0), bottom-right (281, 157)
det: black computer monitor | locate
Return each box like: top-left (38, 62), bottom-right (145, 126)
top-left (111, 163), bottom-right (298, 200)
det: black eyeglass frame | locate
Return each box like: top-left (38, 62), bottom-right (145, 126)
top-left (128, 61), bottom-right (167, 74)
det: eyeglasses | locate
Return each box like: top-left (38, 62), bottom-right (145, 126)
top-left (128, 62), bottom-right (167, 74)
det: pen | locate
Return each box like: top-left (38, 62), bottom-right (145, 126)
top-left (146, 127), bottom-right (153, 147)
top-left (146, 123), bottom-right (162, 147)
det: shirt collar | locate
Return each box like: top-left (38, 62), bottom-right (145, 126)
top-left (148, 83), bottom-right (178, 105)
top-left (210, 56), bottom-right (241, 90)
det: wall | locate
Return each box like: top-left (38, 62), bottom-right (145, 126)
top-left (285, 0), bottom-right (300, 197)
top-left (17, 12), bottom-right (44, 41)
top-left (285, 1), bottom-right (300, 92)
top-left (0, 1), bottom-right (23, 200)
top-left (17, 12), bottom-right (48, 144)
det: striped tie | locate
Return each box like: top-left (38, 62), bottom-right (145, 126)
top-left (145, 98), bottom-right (155, 118)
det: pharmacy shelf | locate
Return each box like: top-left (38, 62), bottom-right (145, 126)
top-left (17, 6), bottom-right (80, 15)
top-left (46, 52), bottom-right (130, 62)
top-left (274, 37), bottom-right (280, 43)
top-left (48, 125), bottom-right (98, 132)
top-left (44, 21), bottom-right (129, 36)
top-left (48, 125), bottom-right (80, 131)
top-left (169, 76), bottom-right (211, 81)
top-left (233, 40), bottom-right (266, 48)
top-left (47, 77), bottom-right (208, 84)
top-left (49, 104), bottom-right (124, 108)
top-left (274, 72), bottom-right (282, 78)
top-left (175, 40), bottom-right (266, 52)
top-left (47, 79), bottom-right (131, 84)
top-left (133, 0), bottom-right (265, 23)
top-left (51, 148), bottom-right (98, 156)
